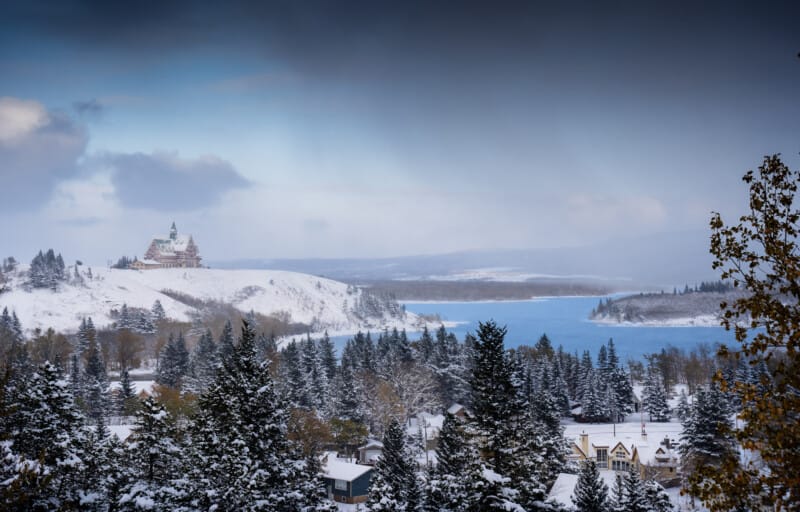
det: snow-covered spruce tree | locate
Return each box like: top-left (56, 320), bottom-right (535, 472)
top-left (572, 459), bottom-right (609, 512)
top-left (216, 319), bottom-right (235, 363)
top-left (679, 381), bottom-right (737, 505)
top-left (83, 335), bottom-right (110, 425)
top-left (77, 316), bottom-right (97, 356)
top-left (9, 362), bottom-right (88, 509)
top-left (425, 413), bottom-right (484, 512)
top-left (470, 321), bottom-right (515, 470)
top-left (183, 328), bottom-right (218, 396)
top-left (642, 365), bottom-right (670, 422)
top-left (117, 366), bottom-right (138, 416)
top-left (581, 370), bottom-right (609, 422)
top-left (187, 320), bottom-right (335, 511)
top-left (366, 418), bottom-right (418, 512)
top-left (643, 480), bottom-right (673, 512)
top-left (155, 332), bottom-right (189, 389)
top-left (334, 362), bottom-right (365, 423)
top-left (467, 321), bottom-right (545, 511)
top-left (619, 467), bottom-right (649, 512)
top-left (610, 473), bottom-right (625, 512)
top-left (119, 396), bottom-right (185, 510)
top-left (82, 430), bottom-right (131, 511)
top-left (150, 299), bottom-right (166, 322)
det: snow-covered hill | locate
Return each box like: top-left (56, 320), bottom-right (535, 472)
top-left (0, 266), bottom-right (420, 335)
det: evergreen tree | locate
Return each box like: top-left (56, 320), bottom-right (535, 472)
top-left (119, 396), bottom-right (185, 509)
top-left (217, 319), bottom-right (235, 363)
top-left (184, 329), bottom-right (218, 395)
top-left (83, 335), bottom-right (110, 425)
top-left (643, 365), bottom-right (671, 422)
top-left (367, 418), bottom-right (417, 512)
top-left (619, 468), bottom-right (649, 512)
top-left (155, 332), bottom-right (189, 389)
top-left (150, 300), bottom-right (166, 322)
top-left (188, 321), bottom-right (335, 511)
top-left (643, 480), bottom-right (673, 512)
top-left (610, 474), bottom-right (625, 512)
top-left (679, 382), bottom-right (736, 501)
top-left (117, 366), bottom-right (138, 416)
top-left (9, 362), bottom-right (88, 508)
top-left (425, 413), bottom-right (484, 512)
top-left (572, 459), bottom-right (609, 512)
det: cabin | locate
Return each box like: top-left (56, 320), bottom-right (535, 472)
top-left (320, 452), bottom-right (373, 504)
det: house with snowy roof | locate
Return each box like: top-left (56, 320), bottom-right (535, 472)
top-left (131, 222), bottom-right (201, 270)
top-left (569, 430), bottom-right (680, 486)
top-left (357, 439), bottom-right (384, 465)
top-left (320, 452), bottom-right (373, 504)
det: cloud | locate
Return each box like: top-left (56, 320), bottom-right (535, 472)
top-left (0, 97), bottom-right (87, 211)
top-left (566, 194), bottom-right (667, 231)
top-left (73, 98), bottom-right (104, 119)
top-left (102, 152), bottom-right (251, 211)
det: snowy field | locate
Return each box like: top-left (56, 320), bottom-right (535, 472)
top-left (0, 266), bottom-right (421, 335)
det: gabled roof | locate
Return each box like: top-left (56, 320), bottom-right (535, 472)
top-left (321, 452), bottom-right (372, 482)
top-left (358, 439), bottom-right (384, 450)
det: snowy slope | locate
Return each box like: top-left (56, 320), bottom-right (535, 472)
top-left (0, 267), bottom-right (420, 335)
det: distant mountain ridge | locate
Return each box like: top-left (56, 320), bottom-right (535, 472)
top-left (208, 229), bottom-right (718, 288)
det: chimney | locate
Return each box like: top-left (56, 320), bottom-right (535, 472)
top-left (580, 431), bottom-right (589, 455)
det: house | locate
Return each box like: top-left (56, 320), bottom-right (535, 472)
top-left (357, 439), bottom-right (384, 465)
top-left (320, 452), bottom-right (373, 504)
top-left (569, 430), bottom-right (680, 486)
top-left (447, 403), bottom-right (467, 420)
top-left (406, 412), bottom-right (445, 451)
top-left (136, 222), bottom-right (202, 269)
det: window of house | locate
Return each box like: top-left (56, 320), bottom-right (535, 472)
top-left (612, 460), bottom-right (630, 472)
top-left (334, 479), bottom-right (347, 491)
top-left (596, 449), bottom-right (608, 468)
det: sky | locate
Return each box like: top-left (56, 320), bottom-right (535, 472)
top-left (0, 0), bottom-right (798, 266)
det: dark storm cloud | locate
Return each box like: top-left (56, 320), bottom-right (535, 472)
top-left (102, 152), bottom-right (251, 211)
top-left (0, 98), bottom-right (87, 212)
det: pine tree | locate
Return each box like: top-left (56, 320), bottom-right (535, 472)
top-left (83, 336), bottom-right (110, 425)
top-left (610, 474), bottom-right (625, 512)
top-left (679, 382), bottom-right (736, 502)
top-left (470, 320), bottom-right (515, 470)
top-left (9, 362), bottom-right (88, 508)
top-left (188, 320), bottom-right (335, 511)
top-left (150, 300), bottom-right (166, 322)
top-left (643, 480), bottom-right (673, 512)
top-left (156, 332), bottom-right (189, 389)
top-left (117, 366), bottom-right (138, 416)
top-left (619, 468), bottom-right (649, 512)
top-left (217, 319), bottom-right (235, 363)
top-left (572, 459), bottom-right (609, 512)
top-left (184, 329), bottom-right (218, 395)
top-left (425, 413), bottom-right (484, 512)
top-left (643, 365), bottom-right (670, 422)
top-left (119, 396), bottom-right (185, 509)
top-left (367, 418), bottom-right (417, 512)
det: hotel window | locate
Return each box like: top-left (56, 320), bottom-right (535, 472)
top-left (334, 479), bottom-right (347, 491)
top-left (596, 449), bottom-right (608, 468)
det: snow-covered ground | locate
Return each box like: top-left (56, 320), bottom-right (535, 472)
top-left (0, 266), bottom-right (422, 335)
